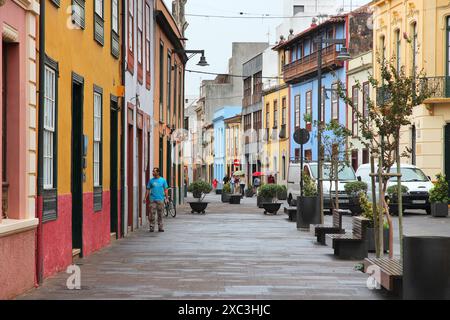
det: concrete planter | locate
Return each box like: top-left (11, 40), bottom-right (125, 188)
top-left (257, 196), bottom-right (273, 208)
top-left (188, 202), bottom-right (209, 214)
top-left (404, 236), bottom-right (450, 299)
top-left (367, 227), bottom-right (389, 252)
top-left (431, 203), bottom-right (448, 217)
top-left (229, 195), bottom-right (241, 204)
top-left (221, 193), bottom-right (231, 203)
top-left (262, 202), bottom-right (282, 215)
top-left (297, 196), bottom-right (320, 230)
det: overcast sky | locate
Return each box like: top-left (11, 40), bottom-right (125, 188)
top-left (164, 0), bottom-right (369, 97)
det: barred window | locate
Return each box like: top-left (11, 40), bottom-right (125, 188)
top-left (43, 66), bottom-right (56, 189)
top-left (93, 92), bottom-right (102, 187)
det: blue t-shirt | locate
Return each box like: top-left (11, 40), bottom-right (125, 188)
top-left (147, 177), bottom-right (168, 201)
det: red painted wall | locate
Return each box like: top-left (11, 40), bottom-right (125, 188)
top-left (82, 191), bottom-right (111, 256)
top-left (41, 194), bottom-right (72, 278)
top-left (0, 229), bottom-right (36, 299)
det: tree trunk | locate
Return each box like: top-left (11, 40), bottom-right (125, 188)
top-left (377, 156), bottom-right (385, 257)
top-left (396, 134), bottom-right (404, 261)
top-left (371, 152), bottom-right (381, 258)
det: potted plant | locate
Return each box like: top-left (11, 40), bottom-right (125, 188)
top-left (344, 181), bottom-right (368, 216)
top-left (221, 183), bottom-right (232, 203)
top-left (297, 174), bottom-right (320, 229)
top-left (359, 193), bottom-right (389, 252)
top-left (257, 183), bottom-right (272, 208)
top-left (386, 185), bottom-right (409, 215)
top-left (187, 181), bottom-right (212, 214)
top-left (259, 184), bottom-right (282, 215)
top-left (429, 173), bottom-right (449, 217)
top-left (277, 185), bottom-right (288, 201)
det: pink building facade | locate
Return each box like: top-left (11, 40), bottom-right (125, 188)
top-left (0, 0), bottom-right (40, 299)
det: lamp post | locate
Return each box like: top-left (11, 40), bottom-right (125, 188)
top-left (314, 36), bottom-right (350, 223)
top-left (184, 49), bottom-right (209, 67)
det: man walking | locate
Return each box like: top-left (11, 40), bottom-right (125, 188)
top-left (144, 167), bottom-right (169, 232)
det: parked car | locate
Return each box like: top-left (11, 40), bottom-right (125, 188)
top-left (355, 163), bottom-right (434, 215)
top-left (287, 161), bottom-right (358, 214)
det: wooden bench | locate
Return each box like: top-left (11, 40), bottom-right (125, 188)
top-left (284, 207), bottom-right (297, 222)
top-left (363, 258), bottom-right (403, 293)
top-left (310, 209), bottom-right (346, 245)
top-left (325, 216), bottom-right (370, 260)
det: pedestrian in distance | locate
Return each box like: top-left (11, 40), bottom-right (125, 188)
top-left (240, 177), bottom-right (246, 199)
top-left (253, 176), bottom-right (261, 193)
top-left (144, 167), bottom-right (169, 233)
top-left (212, 178), bottom-right (218, 190)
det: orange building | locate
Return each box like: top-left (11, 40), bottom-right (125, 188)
top-left (153, 0), bottom-right (186, 204)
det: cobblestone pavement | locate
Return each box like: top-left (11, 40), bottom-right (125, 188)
top-left (19, 193), bottom-right (449, 300)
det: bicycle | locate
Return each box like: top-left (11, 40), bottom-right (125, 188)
top-left (164, 189), bottom-right (177, 218)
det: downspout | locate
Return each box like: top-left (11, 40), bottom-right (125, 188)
top-left (36, 0), bottom-right (45, 285)
top-left (120, 0), bottom-right (126, 238)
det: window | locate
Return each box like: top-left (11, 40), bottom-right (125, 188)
top-left (93, 90), bottom-right (102, 187)
top-left (306, 91), bottom-right (312, 127)
top-left (244, 114), bottom-right (252, 144)
top-left (395, 29), bottom-right (401, 72)
top-left (128, 0), bottom-right (135, 71)
top-left (362, 149), bottom-right (369, 164)
top-left (167, 52), bottom-right (172, 125)
top-left (352, 86), bottom-right (359, 137)
top-left (137, 0), bottom-right (143, 82)
top-left (111, 0), bottom-right (120, 58)
top-left (447, 18), bottom-right (450, 77)
top-left (411, 22), bottom-right (417, 76)
top-left (380, 35), bottom-right (386, 61)
top-left (253, 72), bottom-right (262, 103)
top-left (174, 64), bottom-right (178, 127)
top-left (159, 41), bottom-right (164, 122)
top-left (273, 100), bottom-right (278, 128)
top-left (43, 66), bottom-right (56, 190)
top-left (305, 149), bottom-right (312, 161)
top-left (331, 83), bottom-right (339, 121)
top-left (294, 94), bottom-right (300, 128)
top-left (282, 156), bottom-right (286, 180)
top-left (72, 0), bottom-right (86, 29)
top-left (351, 150), bottom-right (358, 172)
top-left (94, 0), bottom-right (104, 45)
top-left (145, 2), bottom-right (151, 88)
top-left (293, 5), bottom-right (304, 15)
top-left (265, 103), bottom-right (270, 128)
top-left (363, 82), bottom-right (370, 119)
top-left (243, 77), bottom-right (252, 106)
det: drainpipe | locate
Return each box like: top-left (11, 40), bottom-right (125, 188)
top-left (120, 0), bottom-right (126, 238)
top-left (36, 0), bottom-right (45, 285)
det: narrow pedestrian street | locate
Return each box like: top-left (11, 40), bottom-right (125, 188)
top-left (19, 196), bottom-right (391, 300)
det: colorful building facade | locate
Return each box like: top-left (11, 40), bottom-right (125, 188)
top-left (153, 0), bottom-right (186, 205)
top-left (36, 0), bottom-right (122, 281)
top-left (0, 0), bottom-right (40, 300)
top-left (123, 0), bottom-right (155, 234)
top-left (372, 0), bottom-right (450, 189)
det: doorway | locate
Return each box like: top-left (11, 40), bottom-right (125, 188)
top-left (110, 101), bottom-right (118, 237)
top-left (137, 128), bottom-right (143, 224)
top-left (2, 42), bottom-right (7, 219)
top-left (445, 124), bottom-right (450, 199)
top-left (127, 123), bottom-right (134, 231)
top-left (71, 74), bottom-right (84, 254)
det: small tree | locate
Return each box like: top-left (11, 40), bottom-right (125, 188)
top-left (335, 52), bottom-right (435, 258)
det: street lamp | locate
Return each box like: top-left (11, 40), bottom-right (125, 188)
top-left (185, 49), bottom-right (209, 67)
top-left (314, 36), bottom-right (351, 223)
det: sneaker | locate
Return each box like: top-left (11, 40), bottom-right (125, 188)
top-left (158, 228), bottom-right (165, 232)
top-left (149, 226), bottom-right (154, 232)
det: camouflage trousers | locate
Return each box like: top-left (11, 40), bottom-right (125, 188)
top-left (148, 201), bottom-right (164, 229)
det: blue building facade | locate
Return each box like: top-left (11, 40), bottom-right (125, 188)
top-left (274, 17), bottom-right (349, 163)
top-left (213, 106), bottom-right (242, 185)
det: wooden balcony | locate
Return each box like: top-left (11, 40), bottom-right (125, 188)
top-left (242, 95), bottom-right (252, 108)
top-left (283, 45), bottom-right (344, 84)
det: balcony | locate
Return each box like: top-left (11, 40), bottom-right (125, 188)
top-left (421, 76), bottom-right (450, 103)
top-left (283, 45), bottom-right (344, 84)
top-left (279, 124), bottom-right (287, 139)
top-left (271, 128), bottom-right (279, 140)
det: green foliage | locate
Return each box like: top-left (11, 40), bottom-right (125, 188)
top-left (303, 174), bottom-right (318, 197)
top-left (429, 173), bottom-right (450, 204)
top-left (359, 193), bottom-right (388, 229)
top-left (387, 185), bottom-right (409, 196)
top-left (223, 182), bottom-right (231, 194)
top-left (344, 181), bottom-right (368, 197)
top-left (277, 185), bottom-right (287, 198)
top-left (259, 184), bottom-right (279, 200)
top-left (188, 180), bottom-right (212, 197)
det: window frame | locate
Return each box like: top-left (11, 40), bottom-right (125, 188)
top-left (331, 83), bottom-right (339, 121)
top-left (159, 41), bottom-right (165, 122)
top-left (145, 1), bottom-right (151, 88)
top-left (273, 99), bottom-right (278, 129)
top-left (294, 94), bottom-right (300, 129)
top-left (137, 0), bottom-right (144, 83)
top-left (111, 0), bottom-right (120, 58)
top-left (305, 90), bottom-right (312, 128)
top-left (72, 0), bottom-right (86, 29)
top-left (127, 0), bottom-right (135, 72)
top-left (352, 85), bottom-right (359, 137)
top-left (167, 50), bottom-right (172, 126)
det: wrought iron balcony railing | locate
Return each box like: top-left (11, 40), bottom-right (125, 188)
top-left (420, 76), bottom-right (450, 99)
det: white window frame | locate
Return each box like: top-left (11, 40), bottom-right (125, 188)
top-left (95, 0), bottom-right (103, 18)
top-left (43, 66), bottom-right (56, 190)
top-left (137, 0), bottom-right (143, 64)
top-left (112, 0), bottom-right (119, 33)
top-left (145, 2), bottom-right (151, 73)
top-left (94, 92), bottom-right (102, 187)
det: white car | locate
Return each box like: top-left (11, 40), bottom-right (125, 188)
top-left (355, 163), bottom-right (434, 215)
top-left (287, 161), bottom-right (358, 214)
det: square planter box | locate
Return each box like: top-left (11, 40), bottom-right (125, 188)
top-left (431, 203), bottom-right (448, 217)
top-left (229, 195), bottom-right (241, 204)
top-left (221, 193), bottom-right (231, 203)
top-left (367, 227), bottom-right (389, 253)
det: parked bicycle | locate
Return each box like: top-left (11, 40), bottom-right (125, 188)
top-left (164, 188), bottom-right (177, 218)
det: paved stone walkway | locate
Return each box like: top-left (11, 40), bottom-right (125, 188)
top-left (19, 194), bottom-right (398, 300)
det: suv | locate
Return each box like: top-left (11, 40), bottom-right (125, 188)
top-left (355, 163), bottom-right (434, 215)
top-left (287, 161), bottom-right (358, 214)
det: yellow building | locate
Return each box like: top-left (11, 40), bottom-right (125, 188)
top-left (38, 0), bottom-right (122, 279)
top-left (372, 0), bottom-right (450, 183)
top-left (225, 114), bottom-right (243, 176)
top-left (262, 51), bottom-right (290, 186)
